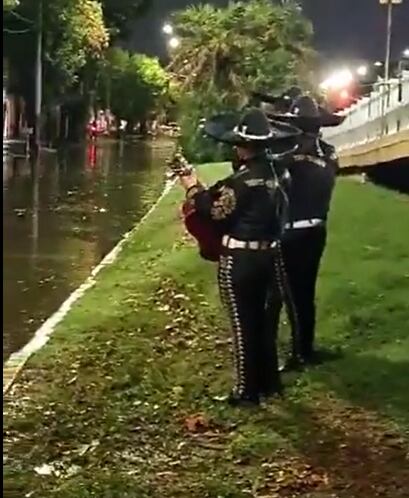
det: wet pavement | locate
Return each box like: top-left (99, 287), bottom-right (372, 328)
top-left (3, 139), bottom-right (174, 362)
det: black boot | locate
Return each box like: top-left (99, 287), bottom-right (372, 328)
top-left (279, 355), bottom-right (305, 373)
top-left (258, 376), bottom-right (284, 399)
top-left (227, 391), bottom-right (260, 407)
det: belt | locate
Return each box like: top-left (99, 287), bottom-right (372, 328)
top-left (285, 218), bottom-right (325, 230)
top-left (222, 235), bottom-right (278, 250)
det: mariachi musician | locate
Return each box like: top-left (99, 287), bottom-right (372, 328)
top-left (175, 108), bottom-right (300, 406)
top-left (263, 94), bottom-right (344, 370)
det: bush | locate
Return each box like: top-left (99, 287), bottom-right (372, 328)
top-left (177, 91), bottom-right (233, 164)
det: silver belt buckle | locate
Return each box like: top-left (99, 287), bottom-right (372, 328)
top-left (223, 237), bottom-right (276, 250)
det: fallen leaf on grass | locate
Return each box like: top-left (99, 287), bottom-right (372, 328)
top-left (66, 464), bottom-right (81, 477)
top-left (172, 386), bottom-right (184, 396)
top-left (76, 439), bottom-right (100, 457)
top-left (183, 413), bottom-right (210, 433)
top-left (212, 395), bottom-right (228, 402)
top-left (34, 463), bottom-right (57, 476)
top-left (195, 441), bottom-right (226, 451)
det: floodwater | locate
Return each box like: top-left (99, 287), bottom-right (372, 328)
top-left (3, 139), bottom-right (174, 362)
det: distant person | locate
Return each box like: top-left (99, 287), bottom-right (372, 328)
top-left (88, 119), bottom-right (98, 141)
top-left (118, 119), bottom-right (127, 140)
top-left (266, 94), bottom-right (344, 370)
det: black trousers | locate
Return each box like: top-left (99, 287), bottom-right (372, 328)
top-left (276, 225), bottom-right (327, 358)
top-left (218, 249), bottom-right (282, 397)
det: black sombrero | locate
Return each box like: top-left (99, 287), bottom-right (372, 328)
top-left (267, 95), bottom-right (346, 128)
top-left (201, 108), bottom-right (301, 153)
top-left (252, 87), bottom-right (302, 112)
top-left (252, 86), bottom-right (302, 105)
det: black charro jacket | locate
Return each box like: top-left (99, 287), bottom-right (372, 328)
top-left (186, 153), bottom-right (288, 241)
top-left (282, 134), bottom-right (339, 223)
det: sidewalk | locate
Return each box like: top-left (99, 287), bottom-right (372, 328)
top-left (4, 165), bottom-right (409, 497)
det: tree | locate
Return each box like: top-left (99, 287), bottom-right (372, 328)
top-left (168, 0), bottom-right (315, 161)
top-left (50, 0), bottom-right (109, 83)
top-left (4, 0), bottom-right (108, 84)
top-left (3, 0), bottom-right (18, 10)
top-left (169, 0), bottom-right (314, 104)
top-left (101, 0), bottom-right (150, 40)
top-left (3, 0), bottom-right (108, 138)
top-left (98, 48), bottom-right (169, 132)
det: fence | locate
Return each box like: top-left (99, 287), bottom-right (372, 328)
top-left (323, 72), bottom-right (409, 150)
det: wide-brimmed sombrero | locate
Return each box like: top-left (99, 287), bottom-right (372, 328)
top-left (201, 108), bottom-right (301, 153)
top-left (265, 95), bottom-right (346, 128)
top-left (252, 86), bottom-right (302, 108)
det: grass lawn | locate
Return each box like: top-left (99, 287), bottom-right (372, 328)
top-left (4, 163), bottom-right (409, 498)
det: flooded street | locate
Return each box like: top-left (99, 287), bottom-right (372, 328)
top-left (3, 139), bottom-right (174, 362)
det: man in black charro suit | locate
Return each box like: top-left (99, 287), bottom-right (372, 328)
top-left (264, 94), bottom-right (344, 370)
top-left (177, 108), bottom-right (300, 406)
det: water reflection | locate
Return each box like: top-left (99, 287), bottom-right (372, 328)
top-left (3, 139), bottom-right (174, 362)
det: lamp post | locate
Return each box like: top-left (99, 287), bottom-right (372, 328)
top-left (33, 0), bottom-right (42, 155)
top-left (379, 0), bottom-right (402, 82)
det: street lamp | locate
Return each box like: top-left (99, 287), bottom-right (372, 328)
top-left (379, 0), bottom-right (402, 81)
top-left (320, 69), bottom-right (354, 91)
top-left (357, 65), bottom-right (368, 77)
top-left (162, 23), bottom-right (173, 35)
top-left (168, 37), bottom-right (180, 49)
top-left (398, 47), bottom-right (409, 74)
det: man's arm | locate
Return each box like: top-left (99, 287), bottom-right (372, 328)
top-left (186, 178), bottom-right (239, 222)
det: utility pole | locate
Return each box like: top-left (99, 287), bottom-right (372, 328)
top-left (33, 0), bottom-right (42, 156)
top-left (384, 0), bottom-right (393, 82)
top-left (380, 0), bottom-right (402, 82)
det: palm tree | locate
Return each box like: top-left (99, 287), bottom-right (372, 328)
top-left (168, 0), bottom-right (315, 106)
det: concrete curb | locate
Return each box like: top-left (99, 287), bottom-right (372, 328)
top-left (3, 180), bottom-right (176, 396)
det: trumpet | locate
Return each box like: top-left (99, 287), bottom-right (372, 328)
top-left (165, 148), bottom-right (222, 263)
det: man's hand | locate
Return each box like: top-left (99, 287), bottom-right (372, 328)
top-left (179, 171), bottom-right (198, 191)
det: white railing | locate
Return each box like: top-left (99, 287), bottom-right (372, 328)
top-left (323, 72), bottom-right (409, 150)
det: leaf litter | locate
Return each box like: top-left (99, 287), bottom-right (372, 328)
top-left (4, 273), bottom-right (409, 497)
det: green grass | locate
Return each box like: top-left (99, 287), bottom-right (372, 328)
top-left (4, 164), bottom-right (409, 497)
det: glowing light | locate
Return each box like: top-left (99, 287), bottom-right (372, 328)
top-left (320, 69), bottom-right (354, 91)
top-left (357, 65), bottom-right (368, 77)
top-left (168, 37), bottom-right (180, 49)
top-left (374, 61), bottom-right (383, 67)
top-left (162, 23), bottom-right (173, 35)
top-left (403, 48), bottom-right (409, 58)
top-left (340, 89), bottom-right (350, 100)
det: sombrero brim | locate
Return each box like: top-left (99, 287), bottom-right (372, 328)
top-left (251, 91), bottom-right (287, 105)
top-left (266, 108), bottom-right (346, 128)
top-left (202, 113), bottom-right (301, 146)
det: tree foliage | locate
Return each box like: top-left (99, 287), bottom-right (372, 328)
top-left (169, 0), bottom-right (314, 104)
top-left (4, 0), bottom-right (109, 101)
top-left (47, 0), bottom-right (109, 83)
top-left (98, 48), bottom-right (169, 126)
top-left (101, 0), bottom-right (150, 40)
top-left (169, 0), bottom-right (315, 161)
top-left (3, 0), bottom-right (19, 10)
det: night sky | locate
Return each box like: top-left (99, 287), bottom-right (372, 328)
top-left (128, 0), bottom-right (409, 64)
